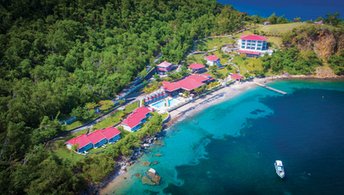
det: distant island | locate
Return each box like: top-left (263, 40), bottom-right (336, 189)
top-left (0, 0), bottom-right (343, 194)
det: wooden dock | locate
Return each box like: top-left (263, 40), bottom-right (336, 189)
top-left (254, 82), bottom-right (287, 95)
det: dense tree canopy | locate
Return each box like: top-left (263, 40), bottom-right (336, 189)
top-left (0, 0), bottom-right (245, 193)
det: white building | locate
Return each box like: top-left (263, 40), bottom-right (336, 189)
top-left (238, 34), bottom-right (272, 57)
top-left (205, 55), bottom-right (220, 66)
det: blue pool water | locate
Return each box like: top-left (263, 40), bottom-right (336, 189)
top-left (151, 98), bottom-right (180, 109)
top-left (105, 80), bottom-right (344, 194)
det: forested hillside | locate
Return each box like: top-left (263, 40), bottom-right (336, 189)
top-left (0, 0), bottom-right (245, 193)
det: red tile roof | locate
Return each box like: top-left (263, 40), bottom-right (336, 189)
top-left (66, 134), bottom-right (91, 149)
top-left (87, 130), bottom-right (106, 144)
top-left (162, 74), bottom-right (212, 92)
top-left (122, 107), bottom-right (151, 128)
top-left (206, 55), bottom-right (219, 61)
top-left (240, 34), bottom-right (267, 41)
top-left (238, 50), bottom-right (261, 55)
top-left (231, 73), bottom-right (243, 80)
top-left (189, 63), bottom-right (205, 70)
top-left (66, 127), bottom-right (121, 149)
top-left (100, 127), bottom-right (121, 139)
top-left (157, 61), bottom-right (172, 68)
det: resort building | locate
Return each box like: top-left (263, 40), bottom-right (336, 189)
top-left (143, 89), bottom-right (167, 105)
top-left (66, 134), bottom-right (93, 153)
top-left (87, 130), bottom-right (108, 148)
top-left (205, 55), bottom-right (221, 66)
top-left (162, 74), bottom-right (214, 96)
top-left (231, 73), bottom-right (244, 81)
top-left (65, 127), bottom-right (121, 153)
top-left (156, 61), bottom-right (174, 75)
top-left (238, 34), bottom-right (271, 57)
top-left (189, 63), bottom-right (206, 73)
top-left (122, 106), bottom-right (152, 132)
top-left (100, 127), bottom-right (121, 143)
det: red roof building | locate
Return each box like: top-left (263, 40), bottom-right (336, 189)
top-left (87, 130), bottom-right (107, 147)
top-left (206, 55), bottom-right (219, 62)
top-left (239, 34), bottom-right (268, 57)
top-left (122, 107), bottom-right (152, 131)
top-left (162, 74), bottom-right (213, 93)
top-left (240, 34), bottom-right (267, 41)
top-left (66, 134), bottom-right (92, 153)
top-left (101, 127), bottom-right (121, 140)
top-left (205, 55), bottom-right (220, 66)
top-left (157, 61), bottom-right (174, 73)
top-left (189, 63), bottom-right (205, 71)
top-left (231, 73), bottom-right (243, 81)
top-left (66, 127), bottom-right (121, 153)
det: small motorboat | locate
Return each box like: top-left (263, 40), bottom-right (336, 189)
top-left (274, 160), bottom-right (285, 179)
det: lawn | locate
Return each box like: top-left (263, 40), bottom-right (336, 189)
top-left (266, 36), bottom-right (283, 49)
top-left (64, 120), bottom-right (83, 131)
top-left (213, 50), bottom-right (229, 65)
top-left (123, 101), bottom-right (139, 114)
top-left (186, 54), bottom-right (205, 64)
top-left (235, 23), bottom-right (312, 49)
top-left (53, 140), bottom-right (85, 165)
top-left (232, 55), bottom-right (264, 74)
top-left (256, 22), bottom-right (309, 35)
top-left (199, 36), bottom-right (235, 51)
top-left (93, 111), bottom-right (124, 130)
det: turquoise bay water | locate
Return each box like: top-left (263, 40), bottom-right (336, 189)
top-left (109, 80), bottom-right (344, 194)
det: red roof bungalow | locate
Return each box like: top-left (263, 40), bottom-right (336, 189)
top-left (122, 106), bottom-right (152, 132)
top-left (157, 61), bottom-right (174, 74)
top-left (66, 127), bottom-right (121, 153)
top-left (162, 74), bottom-right (213, 95)
top-left (87, 130), bottom-right (108, 148)
top-left (205, 55), bottom-right (220, 66)
top-left (100, 127), bottom-right (121, 143)
top-left (66, 134), bottom-right (93, 153)
top-left (231, 73), bottom-right (243, 81)
top-left (189, 63), bottom-right (206, 73)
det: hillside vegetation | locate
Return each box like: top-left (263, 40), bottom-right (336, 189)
top-left (283, 25), bottom-right (344, 59)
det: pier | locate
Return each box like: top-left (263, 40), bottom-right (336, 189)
top-left (254, 82), bottom-right (287, 95)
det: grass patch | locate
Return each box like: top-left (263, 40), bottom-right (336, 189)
top-left (187, 54), bottom-right (206, 64)
top-left (93, 111), bottom-right (124, 130)
top-left (199, 36), bottom-right (235, 51)
top-left (266, 36), bottom-right (283, 49)
top-left (53, 140), bottom-right (85, 165)
top-left (124, 101), bottom-right (139, 114)
top-left (213, 50), bottom-right (228, 65)
top-left (256, 22), bottom-right (309, 35)
top-left (161, 112), bottom-right (169, 120)
top-left (217, 67), bottom-right (231, 77)
top-left (143, 81), bottom-right (161, 94)
top-left (232, 55), bottom-right (264, 74)
top-left (64, 120), bottom-right (83, 131)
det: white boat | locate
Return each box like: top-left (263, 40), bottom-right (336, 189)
top-left (274, 160), bottom-right (285, 179)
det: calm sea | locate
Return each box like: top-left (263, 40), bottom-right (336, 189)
top-left (218, 0), bottom-right (344, 20)
top-left (107, 80), bottom-right (344, 194)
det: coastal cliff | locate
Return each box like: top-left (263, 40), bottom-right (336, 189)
top-left (283, 26), bottom-right (344, 59)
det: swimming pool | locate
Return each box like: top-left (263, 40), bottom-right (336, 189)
top-left (150, 98), bottom-right (180, 110)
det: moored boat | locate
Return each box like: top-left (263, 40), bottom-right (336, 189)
top-left (274, 160), bottom-right (285, 179)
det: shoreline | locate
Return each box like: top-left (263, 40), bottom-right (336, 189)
top-left (99, 75), bottom-right (343, 194)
